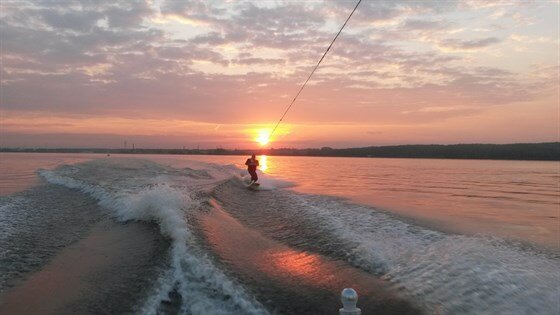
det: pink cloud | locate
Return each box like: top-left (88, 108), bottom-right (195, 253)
top-left (1, 0), bottom-right (557, 147)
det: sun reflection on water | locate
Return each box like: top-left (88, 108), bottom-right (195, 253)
top-left (259, 155), bottom-right (268, 172)
top-left (264, 249), bottom-right (322, 279)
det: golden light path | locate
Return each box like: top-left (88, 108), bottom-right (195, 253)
top-left (258, 155), bottom-right (268, 172)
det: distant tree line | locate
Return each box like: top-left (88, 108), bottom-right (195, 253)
top-left (298, 143), bottom-right (560, 160)
top-left (2, 142), bottom-right (559, 161)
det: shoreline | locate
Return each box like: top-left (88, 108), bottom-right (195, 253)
top-left (0, 219), bottom-right (169, 314)
top-left (2, 141), bottom-right (558, 161)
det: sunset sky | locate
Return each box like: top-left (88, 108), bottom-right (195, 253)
top-left (1, 0), bottom-right (558, 149)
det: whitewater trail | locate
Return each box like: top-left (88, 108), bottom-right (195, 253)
top-left (39, 158), bottom-right (271, 314)
top-left (38, 158), bottom-right (560, 315)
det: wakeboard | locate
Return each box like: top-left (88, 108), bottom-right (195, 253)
top-left (247, 182), bottom-right (260, 190)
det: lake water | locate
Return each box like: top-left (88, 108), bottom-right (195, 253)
top-left (0, 152), bottom-right (558, 314)
top-left (180, 154), bottom-right (560, 250)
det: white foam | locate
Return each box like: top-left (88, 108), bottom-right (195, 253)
top-left (287, 194), bottom-right (560, 314)
top-left (233, 170), bottom-right (295, 191)
top-left (39, 159), bottom-right (268, 314)
top-left (253, 170), bottom-right (295, 190)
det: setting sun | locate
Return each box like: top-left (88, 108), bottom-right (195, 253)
top-left (255, 129), bottom-right (271, 146)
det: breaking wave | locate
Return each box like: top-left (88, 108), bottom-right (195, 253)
top-left (39, 159), bottom-right (268, 314)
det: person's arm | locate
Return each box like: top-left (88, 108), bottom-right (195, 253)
top-left (245, 159), bottom-right (249, 166)
top-left (256, 160), bottom-right (259, 166)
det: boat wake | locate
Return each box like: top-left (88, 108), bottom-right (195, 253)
top-left (34, 158), bottom-right (559, 315)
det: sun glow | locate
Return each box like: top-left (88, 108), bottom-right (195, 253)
top-left (255, 129), bottom-right (271, 146)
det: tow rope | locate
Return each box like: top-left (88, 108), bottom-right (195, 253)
top-left (268, 0), bottom-right (362, 140)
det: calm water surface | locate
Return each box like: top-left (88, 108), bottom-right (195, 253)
top-left (1, 152), bottom-right (558, 249)
top-left (0, 153), bottom-right (102, 195)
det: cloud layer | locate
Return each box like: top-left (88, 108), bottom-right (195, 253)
top-left (1, 0), bottom-right (558, 148)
